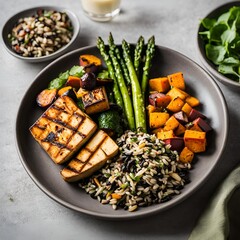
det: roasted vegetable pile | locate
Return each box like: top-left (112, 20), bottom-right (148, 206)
top-left (147, 71), bottom-right (212, 163)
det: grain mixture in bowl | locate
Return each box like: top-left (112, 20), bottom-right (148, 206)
top-left (79, 130), bottom-right (191, 212)
top-left (8, 9), bottom-right (73, 57)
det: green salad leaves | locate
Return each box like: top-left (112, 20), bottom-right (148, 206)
top-left (199, 6), bottom-right (240, 81)
top-left (48, 66), bottom-right (85, 90)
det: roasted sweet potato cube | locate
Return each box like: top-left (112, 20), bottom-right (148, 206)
top-left (184, 130), bottom-right (206, 153)
top-left (186, 122), bottom-right (203, 132)
top-left (166, 87), bottom-right (188, 100)
top-left (66, 76), bottom-right (81, 89)
top-left (157, 130), bottom-right (175, 140)
top-left (164, 137), bottom-right (184, 152)
top-left (185, 96), bottom-right (200, 107)
top-left (164, 116), bottom-right (179, 131)
top-left (149, 112), bottom-right (170, 129)
top-left (149, 77), bottom-right (170, 92)
top-left (166, 97), bottom-right (185, 112)
top-left (180, 147), bottom-right (194, 163)
top-left (151, 127), bottom-right (163, 135)
top-left (79, 54), bottom-right (102, 73)
top-left (175, 123), bottom-right (186, 136)
top-left (147, 104), bottom-right (156, 114)
top-left (167, 72), bottom-right (185, 90)
top-left (181, 102), bottom-right (193, 116)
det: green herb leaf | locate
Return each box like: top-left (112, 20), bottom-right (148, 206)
top-left (221, 28), bottom-right (236, 45)
top-left (58, 70), bottom-right (69, 80)
top-left (205, 43), bottom-right (226, 65)
top-left (222, 57), bottom-right (240, 66)
top-left (218, 64), bottom-right (240, 80)
top-left (48, 70), bottom-right (69, 90)
top-left (201, 18), bottom-right (216, 29)
top-left (69, 65), bottom-right (85, 77)
top-left (210, 23), bottom-right (228, 43)
top-left (217, 11), bottom-right (231, 25)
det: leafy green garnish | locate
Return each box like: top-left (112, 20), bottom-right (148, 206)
top-left (199, 6), bottom-right (240, 82)
top-left (69, 65), bottom-right (85, 77)
top-left (48, 66), bottom-right (85, 90)
top-left (48, 70), bottom-right (69, 90)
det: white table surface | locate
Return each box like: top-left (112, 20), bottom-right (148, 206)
top-left (1, 0), bottom-right (240, 239)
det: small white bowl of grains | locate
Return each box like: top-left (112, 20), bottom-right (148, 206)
top-left (2, 6), bottom-right (80, 62)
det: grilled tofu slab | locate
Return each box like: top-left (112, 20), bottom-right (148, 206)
top-left (61, 130), bottom-right (119, 182)
top-left (29, 95), bottom-right (97, 164)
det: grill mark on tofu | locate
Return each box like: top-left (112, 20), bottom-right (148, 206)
top-left (64, 133), bottom-right (108, 174)
top-left (29, 96), bottom-right (97, 164)
top-left (44, 113), bottom-right (86, 132)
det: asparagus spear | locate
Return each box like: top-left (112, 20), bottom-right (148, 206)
top-left (134, 36), bottom-right (145, 78)
top-left (109, 49), bottom-right (135, 130)
top-left (108, 33), bottom-right (131, 87)
top-left (141, 36), bottom-right (155, 103)
top-left (97, 37), bottom-right (124, 110)
top-left (122, 39), bottom-right (146, 132)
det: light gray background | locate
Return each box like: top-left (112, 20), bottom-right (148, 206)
top-left (1, 0), bottom-right (239, 239)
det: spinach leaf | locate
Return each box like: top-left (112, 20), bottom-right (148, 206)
top-left (199, 6), bottom-right (240, 81)
top-left (217, 11), bottom-right (231, 24)
top-left (222, 57), bottom-right (240, 66)
top-left (205, 44), bottom-right (226, 65)
top-left (200, 18), bottom-right (216, 30)
top-left (218, 64), bottom-right (240, 80)
top-left (210, 23), bottom-right (228, 43)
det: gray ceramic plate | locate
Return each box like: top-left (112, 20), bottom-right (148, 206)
top-left (2, 6), bottom-right (80, 63)
top-left (15, 45), bottom-right (229, 219)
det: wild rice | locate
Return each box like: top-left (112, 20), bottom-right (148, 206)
top-left (79, 130), bottom-right (191, 212)
top-left (8, 9), bottom-right (73, 57)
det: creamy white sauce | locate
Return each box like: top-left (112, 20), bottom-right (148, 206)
top-left (81, 0), bottom-right (121, 15)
